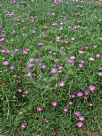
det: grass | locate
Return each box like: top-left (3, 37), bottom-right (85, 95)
top-left (0, 0), bottom-right (102, 136)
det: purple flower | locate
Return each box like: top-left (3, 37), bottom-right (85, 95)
top-left (58, 65), bottom-right (63, 70)
top-left (30, 16), bottom-right (37, 21)
top-left (20, 123), bottom-right (27, 129)
top-left (89, 85), bottom-right (95, 91)
top-left (78, 116), bottom-right (85, 121)
top-left (1, 49), bottom-right (9, 53)
top-left (38, 42), bottom-right (43, 47)
top-left (42, 31), bottom-right (46, 37)
top-left (18, 89), bottom-right (22, 93)
top-left (36, 107), bottom-right (43, 113)
top-left (58, 81), bottom-right (65, 88)
top-left (34, 58), bottom-right (42, 63)
top-left (51, 101), bottom-right (58, 107)
top-left (39, 64), bottom-right (46, 69)
top-left (69, 56), bottom-right (76, 60)
top-left (9, 65), bottom-right (15, 70)
top-left (44, 119), bottom-right (49, 124)
top-left (27, 63), bottom-right (34, 68)
top-left (5, 12), bottom-right (14, 17)
top-left (78, 50), bottom-right (85, 54)
top-left (0, 35), bottom-right (5, 42)
top-left (99, 90), bottom-right (102, 94)
top-left (56, 36), bottom-right (61, 42)
top-left (14, 48), bottom-right (19, 52)
top-left (13, 74), bottom-right (17, 78)
top-left (22, 49), bottom-right (28, 55)
top-left (2, 61), bottom-right (9, 66)
top-left (79, 60), bottom-right (84, 64)
top-left (68, 59), bottom-right (74, 64)
top-left (97, 72), bottom-right (102, 76)
top-left (76, 91), bottom-right (84, 97)
top-left (26, 72), bottom-right (32, 77)
top-left (78, 63), bottom-right (84, 68)
top-left (96, 54), bottom-right (101, 58)
top-left (51, 68), bottom-right (57, 74)
top-left (68, 55), bottom-right (76, 64)
top-left (88, 57), bottom-right (95, 62)
top-left (29, 58), bottom-right (34, 62)
top-left (93, 45), bottom-right (97, 48)
top-left (63, 107), bottom-right (68, 112)
top-left (83, 91), bottom-right (89, 96)
top-left (64, 40), bottom-right (68, 44)
top-left (76, 121), bottom-right (83, 128)
top-left (68, 101), bottom-right (74, 106)
top-left (74, 111), bottom-right (81, 117)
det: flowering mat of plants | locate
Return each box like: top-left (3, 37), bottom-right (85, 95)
top-left (0, 0), bottom-right (102, 136)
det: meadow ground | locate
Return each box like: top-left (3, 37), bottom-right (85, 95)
top-left (0, 0), bottom-right (102, 136)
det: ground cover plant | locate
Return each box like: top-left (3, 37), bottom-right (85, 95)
top-left (0, 0), bottom-right (102, 136)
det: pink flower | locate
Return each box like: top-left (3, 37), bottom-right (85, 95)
top-left (63, 107), bottom-right (68, 112)
top-left (14, 48), bottom-right (19, 52)
top-left (74, 111), bottom-right (81, 117)
top-left (76, 91), bottom-right (84, 97)
top-left (20, 123), bottom-right (27, 129)
top-left (76, 121), bottom-right (83, 128)
top-left (56, 36), bottom-right (61, 42)
top-left (2, 61), bottom-right (9, 66)
top-left (13, 74), bottom-right (17, 78)
top-left (78, 63), bottom-right (84, 68)
top-left (38, 42), bottom-right (43, 47)
top-left (18, 89), bottom-right (22, 93)
top-left (93, 45), bottom-right (97, 48)
top-left (99, 90), bottom-right (102, 94)
top-left (83, 91), bottom-right (89, 96)
top-left (64, 40), bottom-right (68, 44)
top-left (27, 63), bottom-right (34, 68)
top-left (29, 58), bottom-right (34, 62)
top-left (26, 72), bottom-right (32, 77)
top-left (70, 56), bottom-right (76, 60)
top-left (88, 57), bottom-right (94, 62)
top-left (51, 101), bottom-right (58, 107)
top-left (97, 72), bottom-right (102, 76)
top-left (9, 65), bottom-right (15, 70)
top-left (0, 35), bottom-right (5, 42)
top-left (51, 68), bottom-right (57, 74)
top-left (30, 16), bottom-right (37, 21)
top-left (58, 65), bottom-right (63, 70)
top-left (96, 54), bottom-right (100, 58)
top-left (22, 49), bottom-right (28, 55)
top-left (40, 64), bottom-right (46, 69)
top-left (68, 59), bottom-right (74, 64)
top-left (63, 16), bottom-right (67, 21)
top-left (58, 81), bottom-right (65, 88)
top-left (78, 116), bottom-right (85, 121)
top-left (68, 101), bottom-right (74, 106)
top-left (44, 119), bottom-right (49, 124)
top-left (36, 107), bottom-right (43, 113)
top-left (89, 85), bottom-right (95, 91)
top-left (79, 60), bottom-right (84, 64)
top-left (69, 94), bottom-right (76, 98)
top-left (42, 31), bottom-right (46, 37)
top-left (5, 12), bottom-right (14, 17)
top-left (78, 50), bottom-right (84, 54)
